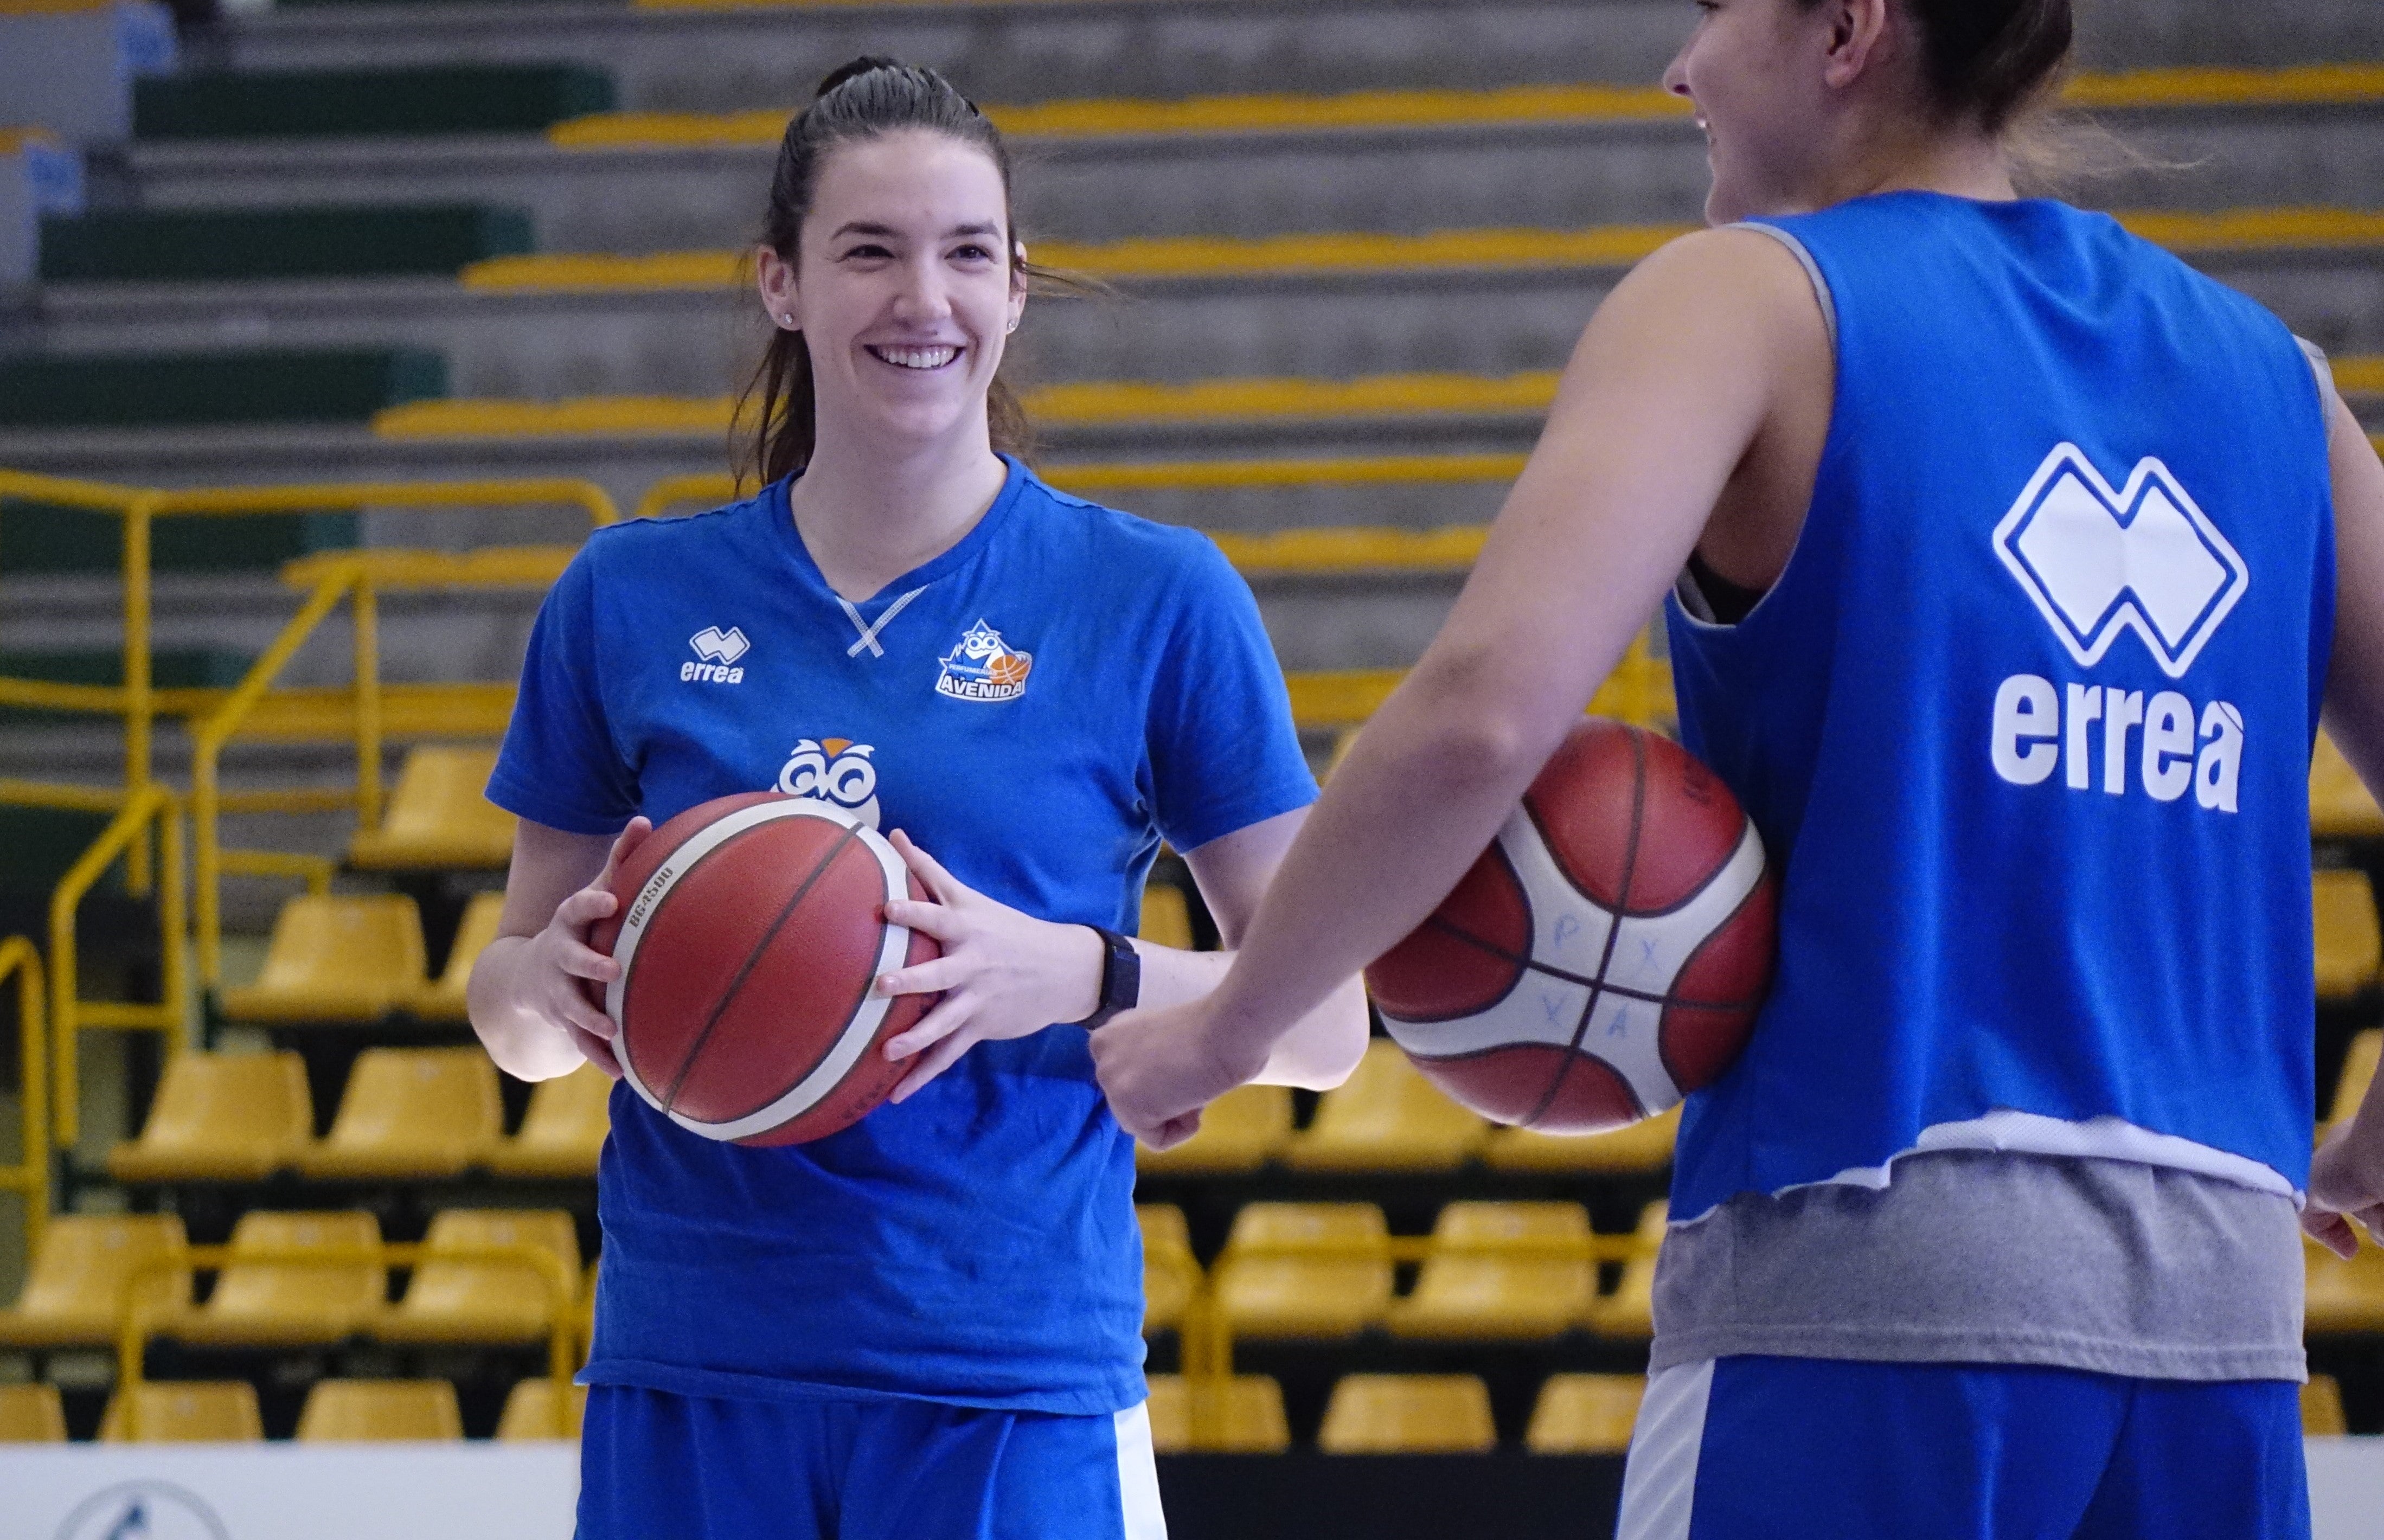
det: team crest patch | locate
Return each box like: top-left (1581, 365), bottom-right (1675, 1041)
top-left (777, 737), bottom-right (880, 826)
top-left (936, 620), bottom-right (1034, 703)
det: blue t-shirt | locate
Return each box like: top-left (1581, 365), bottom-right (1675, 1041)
top-left (489, 457), bottom-right (1317, 1414)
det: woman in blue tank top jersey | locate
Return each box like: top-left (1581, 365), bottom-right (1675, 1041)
top-left (467, 60), bottom-right (1369, 1540)
top-left (1099, 1), bottom-right (2384, 1535)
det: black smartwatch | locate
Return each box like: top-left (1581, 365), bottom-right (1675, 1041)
top-left (1074, 925), bottom-right (1142, 1030)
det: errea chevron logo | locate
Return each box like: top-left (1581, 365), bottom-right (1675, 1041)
top-left (1992, 445), bottom-right (2248, 679)
top-left (690, 626), bottom-right (749, 665)
top-left (683, 626), bottom-right (749, 685)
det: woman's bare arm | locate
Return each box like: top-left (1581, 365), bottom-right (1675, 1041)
top-left (2310, 392), bottom-right (2384, 1254)
top-left (1093, 227), bottom-right (1828, 1141)
top-left (467, 817), bottom-right (648, 1082)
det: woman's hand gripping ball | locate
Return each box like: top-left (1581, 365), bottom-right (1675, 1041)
top-left (873, 830), bottom-right (1107, 1101)
top-left (528, 817), bottom-right (651, 1079)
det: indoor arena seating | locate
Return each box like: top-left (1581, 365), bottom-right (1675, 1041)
top-left (1, 0), bottom-right (2383, 1489)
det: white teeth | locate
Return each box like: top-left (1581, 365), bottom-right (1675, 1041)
top-left (870, 345), bottom-right (959, 371)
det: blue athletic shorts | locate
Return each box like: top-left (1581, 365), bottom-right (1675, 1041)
top-left (576, 1386), bottom-right (1167, 1540)
top-left (1617, 1356), bottom-right (2310, 1539)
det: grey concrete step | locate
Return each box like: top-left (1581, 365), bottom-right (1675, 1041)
top-left (203, 0), bottom-right (1704, 114)
top-left (30, 252), bottom-right (2384, 401)
top-left (100, 109), bottom-right (2384, 255)
top-left (0, 417), bottom-right (1540, 526)
top-left (196, 0), bottom-right (2384, 115)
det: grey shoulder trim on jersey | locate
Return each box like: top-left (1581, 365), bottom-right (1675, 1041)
top-left (1730, 221), bottom-right (1838, 350)
top-left (2296, 335), bottom-right (2336, 404)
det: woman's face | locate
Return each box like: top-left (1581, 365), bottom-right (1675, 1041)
top-left (1664, 0), bottom-right (1843, 226)
top-left (764, 128), bottom-right (1027, 452)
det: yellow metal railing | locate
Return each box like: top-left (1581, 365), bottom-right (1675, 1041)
top-left (0, 935), bottom-right (47, 1254)
top-left (118, 1242), bottom-right (579, 1440)
top-left (25, 780), bottom-right (188, 1148)
top-left (0, 473), bottom-right (617, 799)
top-left (633, 454), bottom-right (1530, 524)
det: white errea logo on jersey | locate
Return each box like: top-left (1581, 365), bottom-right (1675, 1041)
top-left (1992, 445), bottom-right (2248, 679)
top-left (683, 626), bottom-right (749, 685)
top-left (1988, 446), bottom-right (2246, 812)
top-left (1990, 678), bottom-right (2242, 812)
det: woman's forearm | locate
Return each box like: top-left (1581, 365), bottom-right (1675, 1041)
top-left (1132, 941), bottom-right (1368, 1089)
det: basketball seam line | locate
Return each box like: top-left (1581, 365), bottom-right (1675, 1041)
top-left (657, 818), bottom-right (867, 1113)
top-left (1522, 727), bottom-right (1650, 1128)
top-left (1416, 913), bottom-right (1765, 1012)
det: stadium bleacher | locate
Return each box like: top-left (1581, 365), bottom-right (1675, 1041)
top-left (2, 0), bottom-right (2383, 1514)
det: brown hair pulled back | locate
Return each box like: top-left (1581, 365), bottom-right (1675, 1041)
top-left (1808, 0), bottom-right (2073, 136)
top-left (736, 57), bottom-right (1047, 487)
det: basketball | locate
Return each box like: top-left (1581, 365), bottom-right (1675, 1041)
top-left (1366, 720), bottom-right (1776, 1133)
top-left (589, 792), bottom-right (938, 1145)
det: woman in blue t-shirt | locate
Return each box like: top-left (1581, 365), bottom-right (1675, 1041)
top-left (467, 59), bottom-right (1368, 1540)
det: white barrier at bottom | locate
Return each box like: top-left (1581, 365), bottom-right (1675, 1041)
top-left (0, 1437), bottom-right (2379, 1537)
top-left (0, 1444), bottom-right (579, 1540)
top-left (2308, 1436), bottom-right (2384, 1540)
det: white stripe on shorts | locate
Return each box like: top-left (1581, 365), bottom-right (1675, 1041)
top-left (1113, 1401), bottom-right (1168, 1540)
top-left (1616, 1359), bottom-right (1716, 1540)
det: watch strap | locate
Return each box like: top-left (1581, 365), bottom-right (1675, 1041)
top-left (1076, 925), bottom-right (1142, 1030)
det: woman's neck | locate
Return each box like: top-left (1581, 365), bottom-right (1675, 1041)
top-left (1809, 113), bottom-right (2018, 213)
top-left (787, 418), bottom-right (1010, 601)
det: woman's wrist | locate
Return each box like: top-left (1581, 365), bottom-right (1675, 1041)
top-left (1052, 919), bottom-right (1106, 1025)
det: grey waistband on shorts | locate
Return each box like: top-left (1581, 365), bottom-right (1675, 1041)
top-left (1648, 1149), bottom-right (2306, 1383)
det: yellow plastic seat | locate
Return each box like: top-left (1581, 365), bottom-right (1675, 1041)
top-left (2314, 870), bottom-right (2381, 1002)
top-left (297, 1379), bottom-right (463, 1442)
top-left (173, 1211), bottom-right (382, 1347)
top-left (1136, 1083), bottom-right (1292, 1176)
top-left (348, 746), bottom-right (517, 870)
top-left (107, 1051), bottom-right (312, 1183)
top-left (2311, 732), bottom-right (2384, 840)
top-left (219, 894), bottom-right (429, 1023)
top-left (1389, 1203), bottom-right (1597, 1341)
top-left (297, 1047), bottom-right (503, 1180)
top-left (0, 1383), bottom-right (65, 1441)
top-left (1139, 1204), bottom-right (1200, 1335)
top-left (1213, 1203), bottom-right (1392, 1340)
top-left (2329, 1030), bottom-right (2380, 1131)
top-left (2303, 1374), bottom-right (2349, 1436)
top-left (382, 1209), bottom-right (582, 1344)
top-left (412, 890), bottom-right (505, 1023)
top-left (101, 1382), bottom-right (264, 1442)
top-left (1281, 1040), bottom-right (1489, 1173)
top-left (1483, 1104), bottom-right (1680, 1175)
top-left (488, 1061), bottom-right (614, 1178)
top-left (1139, 883), bottom-right (1195, 951)
top-left (0, 1215), bottom-right (190, 1349)
top-left (2305, 1230), bottom-right (2384, 1334)
top-left (1527, 1374), bottom-right (1646, 1453)
top-left (497, 1377), bottom-right (589, 1440)
top-left (1318, 1375), bottom-right (1496, 1453)
top-left (1145, 1374), bottom-right (1290, 1453)
top-left (1591, 1202), bottom-right (1669, 1340)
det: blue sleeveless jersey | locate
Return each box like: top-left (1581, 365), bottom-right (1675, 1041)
top-left (1664, 194), bottom-right (2334, 1218)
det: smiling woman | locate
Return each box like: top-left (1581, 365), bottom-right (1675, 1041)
top-left (464, 53), bottom-right (1369, 1540)
top-left (739, 59), bottom-right (1053, 489)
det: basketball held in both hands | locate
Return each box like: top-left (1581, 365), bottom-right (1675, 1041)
top-left (1366, 720), bottom-right (1777, 1133)
top-left (589, 792), bottom-right (939, 1146)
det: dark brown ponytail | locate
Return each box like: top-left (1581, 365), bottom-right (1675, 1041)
top-left (734, 58), bottom-right (1052, 488)
top-left (1906, 0), bottom-right (2072, 134)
